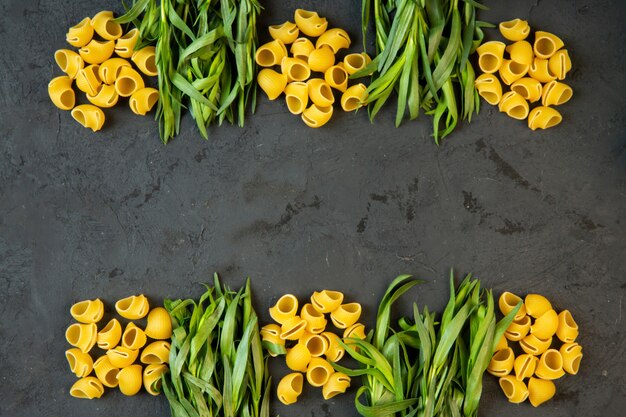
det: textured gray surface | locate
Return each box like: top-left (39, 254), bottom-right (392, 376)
top-left (0, 0), bottom-right (625, 416)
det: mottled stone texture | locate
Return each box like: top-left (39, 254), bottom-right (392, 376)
top-left (0, 0), bottom-right (624, 416)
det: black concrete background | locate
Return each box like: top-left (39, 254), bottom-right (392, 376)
top-left (1, 0), bottom-right (625, 416)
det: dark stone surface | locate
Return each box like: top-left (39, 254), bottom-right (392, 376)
top-left (0, 0), bottom-right (625, 416)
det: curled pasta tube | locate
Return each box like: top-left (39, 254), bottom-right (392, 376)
top-left (534, 31), bottom-right (564, 59)
top-left (301, 104), bottom-right (333, 128)
top-left (548, 49), bottom-right (572, 80)
top-left (487, 347), bottom-right (514, 377)
top-left (145, 306), bottom-right (173, 340)
top-left (499, 18), bottom-right (530, 42)
top-left (290, 37), bottom-right (315, 61)
top-left (343, 323), bottom-right (366, 350)
top-left (498, 375), bottom-right (529, 403)
top-left (286, 343), bottom-right (311, 372)
top-left (311, 290), bottom-right (344, 313)
top-left (530, 309), bottom-right (559, 339)
top-left (307, 78), bottom-right (335, 107)
top-left (97, 318), bottom-right (122, 350)
top-left (284, 82), bottom-right (309, 115)
top-left (474, 73), bottom-right (503, 106)
top-left (107, 346), bottom-right (139, 368)
top-left (331, 303), bottom-right (362, 329)
top-left (88, 84), bottom-right (119, 108)
top-left (99, 58), bottom-right (131, 84)
top-left (306, 357), bottom-right (334, 387)
top-left (476, 41), bottom-right (506, 74)
top-left (117, 364), bottom-right (143, 396)
top-left (498, 60), bottom-right (529, 85)
top-left (494, 334), bottom-right (508, 352)
top-left (535, 349), bottom-right (565, 380)
top-left (48, 76), bottom-right (75, 111)
top-left (511, 77), bottom-right (542, 103)
top-left (261, 324), bottom-right (286, 356)
top-left (70, 377), bottom-right (104, 399)
top-left (504, 315), bottom-right (531, 341)
top-left (269, 294), bottom-right (299, 324)
top-left (66, 17), bottom-right (94, 47)
top-left (525, 294), bottom-right (553, 318)
top-left (261, 323), bottom-right (281, 340)
top-left (130, 87), bottom-right (159, 116)
top-left (132, 46), bottom-right (158, 77)
top-left (115, 29), bottom-right (139, 58)
top-left (541, 81), bottom-right (573, 107)
top-left (115, 294), bottom-right (150, 319)
top-left (325, 64), bottom-right (348, 92)
top-left (280, 316), bottom-right (308, 340)
top-left (257, 69), bottom-right (288, 101)
top-left (91, 11), bottom-right (122, 40)
top-left (144, 364), bottom-right (168, 396)
top-left (528, 377), bottom-right (556, 407)
top-left (294, 9), bottom-right (328, 37)
top-left (498, 291), bottom-right (527, 319)
top-left (255, 39), bottom-right (287, 67)
top-left (322, 372), bottom-right (351, 400)
top-left (316, 28), bottom-right (351, 53)
top-left (302, 333), bottom-right (329, 357)
top-left (115, 66), bottom-right (145, 97)
top-left (70, 298), bottom-right (104, 323)
top-left (122, 322), bottom-right (147, 350)
top-left (93, 355), bottom-right (120, 388)
top-left (514, 354), bottom-right (538, 381)
top-left (560, 342), bottom-right (583, 375)
top-left (520, 333), bottom-right (552, 355)
top-left (71, 105), bottom-right (105, 132)
top-left (528, 58), bottom-right (557, 83)
top-left (528, 106), bottom-right (562, 130)
top-left (54, 49), bottom-right (84, 79)
top-left (308, 46), bottom-right (335, 73)
top-left (76, 65), bottom-right (102, 97)
top-left (141, 341), bottom-right (171, 364)
top-left (341, 83), bottom-right (368, 112)
top-left (277, 373), bottom-right (303, 405)
top-left (323, 331), bottom-right (345, 362)
top-left (269, 21), bottom-right (299, 45)
top-left (65, 348), bottom-right (94, 378)
top-left (79, 39), bottom-right (115, 65)
top-left (556, 310), bottom-right (579, 343)
top-left (343, 53), bottom-right (371, 75)
top-left (506, 41), bottom-right (534, 66)
top-left (280, 57), bottom-right (311, 82)
top-left (498, 91), bottom-right (529, 120)
top-left (65, 323), bottom-right (98, 353)
top-left (301, 303), bottom-right (327, 334)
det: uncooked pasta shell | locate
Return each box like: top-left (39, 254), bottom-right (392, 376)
top-left (316, 28), bottom-right (351, 53)
top-left (66, 322), bottom-right (98, 353)
top-left (115, 294), bottom-right (150, 319)
top-left (70, 376), bottom-right (104, 399)
top-left (322, 372), bottom-right (351, 400)
top-left (528, 377), bottom-right (556, 407)
top-left (498, 375), bottom-right (529, 403)
top-left (306, 357), bottom-right (334, 387)
top-left (141, 341), bottom-right (171, 365)
top-left (286, 343), bottom-right (311, 372)
top-left (48, 76), bottom-right (75, 111)
top-left (311, 290), bottom-right (344, 314)
top-left (66, 17), bottom-right (94, 48)
top-left (277, 372), bottom-right (303, 405)
top-left (269, 21), bottom-right (299, 45)
top-left (487, 347), bottom-right (514, 377)
top-left (499, 18), bottom-right (530, 42)
top-left (476, 41), bottom-right (506, 74)
top-left (117, 364), bottom-right (143, 396)
top-left (294, 9), bottom-right (328, 37)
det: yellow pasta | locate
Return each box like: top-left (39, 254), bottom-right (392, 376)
top-left (66, 323), bottom-right (98, 353)
top-left (48, 76), bottom-right (75, 111)
top-left (498, 291), bottom-right (527, 320)
top-left (322, 331), bottom-right (345, 362)
top-left (260, 323), bottom-right (283, 344)
top-left (535, 349), bottom-right (565, 380)
top-left (524, 294), bottom-right (552, 318)
top-left (114, 66), bottom-right (145, 97)
top-left (530, 309), bottom-right (558, 339)
top-left (541, 80), bottom-right (573, 107)
top-left (527, 106), bottom-right (562, 130)
top-left (504, 315), bottom-right (531, 341)
top-left (294, 9), bottom-right (328, 37)
top-left (324, 64), bottom-right (348, 92)
top-left (79, 39), bottom-right (115, 64)
top-left (141, 341), bottom-right (171, 364)
top-left (311, 290), bottom-right (344, 314)
top-left (322, 372), bottom-right (351, 400)
top-left (474, 73), bottom-right (503, 106)
top-left (343, 53), bottom-right (371, 75)
top-left (300, 303), bottom-right (328, 334)
top-left (284, 82), bottom-right (309, 115)
top-left (498, 91), bottom-right (529, 120)
top-left (316, 28), bottom-right (351, 53)
top-left (533, 31), bottom-right (564, 59)
top-left (107, 346), bottom-right (139, 368)
top-left (91, 11), bottom-right (122, 41)
top-left (308, 46), bottom-right (335, 73)
top-left (122, 322), bottom-right (147, 350)
top-left (132, 46), bottom-right (158, 77)
top-left (528, 58), bottom-right (557, 83)
top-left (277, 372), bottom-right (303, 405)
top-left (307, 78), bottom-right (335, 107)
top-left (269, 21), bottom-right (299, 45)
top-left (487, 347), bottom-right (514, 377)
top-left (130, 87), bottom-right (160, 116)
top-left (306, 357), bottom-right (334, 387)
top-left (54, 49), bottom-right (84, 79)
top-left (143, 363), bottom-right (168, 396)
top-left (341, 83), bottom-right (368, 112)
top-left (93, 355), bottom-right (120, 388)
top-left (498, 375), bottom-right (529, 403)
top-left (98, 57), bottom-right (131, 84)
top-left (520, 333), bottom-right (552, 356)
top-left (506, 41), bottom-right (534, 66)
top-left (494, 334), bottom-right (508, 352)
top-left (290, 37), bottom-right (315, 61)
top-left (75, 65), bottom-right (102, 97)
top-left (330, 303), bottom-right (362, 329)
top-left (115, 294), bottom-right (150, 320)
top-left (302, 333), bottom-right (329, 357)
top-left (528, 377), bottom-right (556, 407)
top-left (280, 315), bottom-right (308, 340)
top-left (280, 57), bottom-right (311, 82)
top-left (65, 348), bottom-right (94, 378)
top-left (499, 19), bottom-right (530, 42)
top-left (255, 39), bottom-right (288, 67)
top-left (71, 104), bottom-right (105, 132)
top-left (343, 323), bottom-right (366, 343)
top-left (560, 343), bottom-right (583, 375)
top-left (301, 104), bottom-right (333, 128)
top-left (286, 343), bottom-right (312, 372)
top-left (117, 364), bottom-right (143, 396)
top-left (476, 41), bottom-right (506, 74)
top-left (115, 29), bottom-right (140, 58)
top-left (97, 318), bottom-right (122, 350)
top-left (556, 310), bottom-right (579, 343)
top-left (548, 49), bottom-right (572, 80)
top-left (257, 69), bottom-right (288, 101)
top-left (70, 376), bottom-right (104, 399)
top-left (511, 77), bottom-right (542, 103)
top-left (87, 84), bottom-right (119, 108)
top-left (145, 307), bottom-right (173, 340)
top-left (269, 294), bottom-right (299, 324)
top-left (498, 60), bottom-right (529, 85)
top-left (513, 353), bottom-right (538, 381)
top-left (66, 17), bottom-right (94, 48)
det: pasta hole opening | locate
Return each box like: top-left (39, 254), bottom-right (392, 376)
top-left (67, 325), bottom-right (82, 344)
top-left (150, 379), bottom-right (162, 393)
top-left (71, 301), bottom-right (89, 316)
top-left (344, 97), bottom-right (360, 111)
top-left (106, 21), bottom-right (122, 38)
top-left (331, 67), bottom-right (347, 84)
top-left (309, 367), bottom-right (329, 385)
top-left (290, 63), bottom-right (309, 80)
top-left (481, 92), bottom-right (499, 105)
top-left (501, 20), bottom-right (519, 30)
top-left (256, 49), bottom-right (276, 66)
top-left (319, 85), bottom-right (333, 101)
top-left (297, 10), bottom-right (315, 19)
top-left (564, 312), bottom-right (577, 328)
top-left (105, 369), bottom-right (119, 385)
top-left (291, 374), bottom-right (304, 392)
top-left (293, 53), bottom-right (308, 61)
top-left (66, 352), bottom-right (77, 370)
top-left (142, 354), bottom-right (159, 364)
top-left (508, 105), bottom-right (528, 119)
top-left (277, 295), bottom-right (297, 313)
top-left (120, 29), bottom-right (137, 40)
top-left (304, 304), bottom-right (323, 318)
top-left (535, 38), bottom-right (555, 57)
top-left (557, 89), bottom-right (572, 105)
top-left (544, 351), bottom-right (562, 370)
top-left (499, 379), bottom-right (515, 399)
top-left (510, 61), bottom-right (527, 75)
top-left (147, 91), bottom-right (159, 108)
top-left (145, 55), bottom-right (157, 74)
top-left (71, 389), bottom-right (89, 399)
top-left (343, 304), bottom-right (359, 313)
top-left (479, 55), bottom-right (500, 73)
top-left (306, 337), bottom-right (325, 356)
top-left (326, 291), bottom-right (342, 301)
top-left (325, 390), bottom-right (341, 399)
top-left (117, 77), bottom-right (137, 95)
top-left (545, 115), bottom-right (561, 128)
top-left (124, 329), bottom-right (138, 346)
top-left (571, 355), bottom-right (582, 373)
top-left (493, 348), bottom-right (512, 361)
top-left (101, 320), bottom-right (115, 333)
top-left (55, 51), bottom-right (69, 72)
top-left (117, 298), bottom-right (133, 311)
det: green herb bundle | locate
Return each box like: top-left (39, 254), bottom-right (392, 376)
top-left (358, 0), bottom-right (491, 143)
top-left (116, 0), bottom-right (261, 143)
top-left (163, 274), bottom-right (270, 417)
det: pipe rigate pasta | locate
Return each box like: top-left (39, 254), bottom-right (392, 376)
top-left (343, 323), bottom-right (366, 344)
top-left (294, 9), bottom-right (328, 37)
top-left (285, 343), bottom-right (311, 372)
top-left (143, 364), bottom-right (167, 396)
top-left (122, 322), bottom-right (147, 350)
top-left (541, 81), bottom-right (573, 107)
top-left (322, 372), bottom-right (351, 400)
top-left (48, 76), bottom-right (75, 111)
top-left (487, 347), bottom-right (514, 377)
top-left (535, 349), bottom-right (565, 380)
top-left (514, 353), bottom-right (538, 381)
top-left (301, 104), bottom-right (333, 128)
top-left (548, 49), bottom-right (572, 80)
top-left (498, 291), bottom-right (527, 320)
top-left (533, 31), bottom-right (564, 59)
top-left (506, 41), bottom-right (534, 66)
top-left (498, 375), bottom-right (529, 403)
top-left (300, 303), bottom-right (327, 334)
top-left (114, 66), bottom-right (145, 97)
top-left (316, 28), bottom-right (351, 53)
top-left (93, 356), bottom-right (120, 388)
top-left (524, 294), bottom-right (553, 318)
top-left (144, 307), bottom-right (173, 340)
top-left (504, 315), bottom-right (531, 341)
top-left (556, 310), bottom-right (579, 343)
top-left (277, 372), bottom-right (303, 405)
top-left (307, 78), bottom-right (335, 107)
top-left (311, 290), bottom-right (344, 314)
top-left (322, 331), bottom-right (345, 362)
top-left (66, 17), bottom-right (94, 48)
top-left (54, 49), bottom-right (84, 79)
top-left (130, 88), bottom-right (159, 116)
top-left (307, 46), bottom-right (335, 73)
top-left (290, 37), bottom-right (315, 61)
top-left (140, 341), bottom-right (171, 364)
top-left (306, 357), bottom-right (334, 387)
top-left (75, 65), bottom-right (102, 97)
top-left (528, 377), bottom-right (556, 407)
top-left (498, 60), bottom-right (529, 85)
top-left (107, 346), bottom-right (139, 368)
top-left (280, 57), bottom-right (311, 82)
top-left (117, 364), bottom-right (143, 396)
top-left (269, 294), bottom-right (299, 324)
top-left (115, 294), bottom-right (150, 319)
top-left (343, 53), bottom-right (371, 75)
top-left (494, 334), bottom-right (508, 352)
top-left (70, 376), bottom-right (104, 399)
top-left (560, 343), bottom-right (583, 375)
top-left (65, 348), bottom-right (94, 378)
top-left (527, 106), bottom-right (562, 130)
top-left (498, 91), bottom-right (529, 120)
top-left (91, 11), bottom-right (122, 40)
top-left (476, 41), bottom-right (506, 74)
top-left (284, 82), bottom-right (309, 115)
top-left (511, 77), bottom-right (542, 103)
top-left (79, 39), bottom-right (115, 64)
top-left (131, 46), bottom-right (158, 77)
top-left (97, 318), bottom-right (122, 350)
top-left (269, 21), bottom-right (299, 45)
top-left (519, 333), bottom-right (552, 356)
top-left (66, 322), bottom-right (98, 353)
top-left (302, 333), bottom-right (329, 357)
top-left (115, 29), bottom-right (139, 58)
top-left (87, 84), bottom-right (119, 108)
top-left (255, 39), bottom-right (288, 67)
top-left (530, 309), bottom-right (559, 339)
top-left (528, 58), bottom-right (557, 83)
top-left (324, 64), bottom-right (348, 92)
top-left (257, 69), bottom-right (288, 101)
top-left (474, 73), bottom-right (503, 106)
top-left (98, 58), bottom-right (131, 84)
top-left (71, 104), bottom-right (105, 132)
top-left (330, 303), bottom-right (362, 329)
top-left (341, 83), bottom-right (368, 112)
top-left (70, 299), bottom-right (104, 324)
top-left (260, 323), bottom-right (285, 355)
top-left (499, 19), bottom-right (530, 42)
top-left (280, 316), bottom-right (308, 340)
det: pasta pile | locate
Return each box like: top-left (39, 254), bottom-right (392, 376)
top-left (64, 295), bottom-right (172, 399)
top-left (475, 19), bottom-right (573, 130)
top-left (488, 292), bottom-right (583, 407)
top-left (261, 290), bottom-right (365, 404)
top-left (48, 11), bottom-right (159, 132)
top-left (256, 9), bottom-right (370, 128)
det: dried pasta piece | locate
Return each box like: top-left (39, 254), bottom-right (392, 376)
top-left (97, 318), bottom-right (122, 350)
top-left (48, 76), bottom-right (75, 111)
top-left (311, 290), bottom-right (344, 314)
top-left (75, 65), bottom-right (102, 97)
top-left (98, 58), bottom-right (131, 84)
top-left (343, 323), bottom-right (366, 343)
top-left (308, 46), bottom-right (335, 73)
top-left (145, 307), bottom-right (172, 340)
top-left (107, 346), bottom-right (139, 368)
top-left (527, 106), bottom-right (562, 130)
top-left (257, 69), bottom-right (288, 101)
top-left (269, 21), bottom-right (299, 45)
top-left (498, 291), bottom-right (527, 320)
top-left (301, 332), bottom-right (329, 357)
top-left (54, 49), bottom-right (84, 79)
top-left (528, 58), bottom-right (557, 83)
top-left (70, 376), bottom-right (104, 399)
top-left (115, 294), bottom-right (150, 320)
top-left (330, 303), bottom-right (362, 329)
top-left (520, 333), bottom-right (552, 356)
top-left (548, 49), bottom-right (572, 80)
top-left (122, 322), bottom-right (147, 350)
top-left (306, 357), bottom-right (334, 387)
top-left (535, 349), bottom-right (565, 380)
top-left (114, 66), bottom-right (145, 97)
top-left (474, 73), bottom-right (503, 106)
top-left (131, 46), bottom-right (158, 77)
top-left (66, 17), bottom-right (94, 48)
top-left (115, 29), bottom-right (139, 58)
top-left (498, 91), bottom-right (529, 120)
top-left (343, 53), bottom-right (371, 75)
top-left (255, 39), bottom-right (288, 67)
top-left (277, 372), bottom-right (303, 405)
top-left (341, 83), bottom-right (368, 112)
top-left (504, 315), bottom-right (531, 341)
top-left (301, 104), bottom-right (333, 128)
top-left (498, 375), bottom-right (529, 403)
top-left (284, 82), bottom-right (309, 115)
top-left (79, 39), bottom-right (115, 65)
top-left (91, 11), bottom-right (122, 40)
top-left (316, 28), bottom-right (351, 53)
top-left (560, 342), bottom-right (583, 375)
top-left (141, 341), bottom-right (171, 364)
top-left (300, 303), bottom-right (327, 334)
top-left (324, 64), bottom-right (348, 92)
top-left (87, 84), bottom-right (119, 108)
top-left (476, 41), bottom-right (506, 74)
top-left (506, 41), bottom-right (534, 66)
top-left (494, 334), bottom-right (508, 352)
top-left (541, 81), bottom-right (573, 107)
top-left (323, 331), bottom-right (345, 362)
top-left (117, 364), bottom-right (143, 396)
top-left (556, 310), bottom-right (579, 343)
top-left (307, 78), bottom-right (335, 107)
top-left (290, 37), bottom-right (315, 61)
top-left (143, 364), bottom-right (168, 396)
top-left (71, 104), bottom-right (105, 132)
top-left (260, 323), bottom-right (286, 356)
top-left (499, 19), bottom-right (530, 42)
top-left (294, 9), bottom-right (328, 37)
top-left (286, 343), bottom-right (311, 372)
top-left (524, 294), bottom-right (552, 318)
top-left (322, 372), bottom-right (351, 400)
top-left (280, 316), bottom-right (308, 340)
top-left (533, 31), bottom-right (564, 59)
top-left (280, 57), bottom-right (311, 82)
top-left (511, 77), bottom-right (542, 103)
top-left (487, 347), bottom-right (515, 377)
top-left (66, 323), bottom-right (98, 353)
top-left (530, 309), bottom-right (559, 339)
top-left (514, 353), bottom-right (538, 381)
top-left (65, 348), bottom-right (94, 378)
top-left (129, 87), bottom-right (159, 116)
top-left (93, 355), bottom-right (120, 388)
top-left (498, 60), bottom-right (529, 85)
top-left (269, 294), bottom-right (299, 324)
top-left (528, 377), bottom-right (556, 407)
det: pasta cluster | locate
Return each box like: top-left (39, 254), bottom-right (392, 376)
top-left (256, 9), bottom-right (370, 128)
top-left (48, 11), bottom-right (159, 132)
top-left (64, 295), bottom-right (172, 399)
top-left (489, 292), bottom-right (583, 407)
top-left (262, 290), bottom-right (364, 404)
top-left (475, 19), bottom-right (573, 130)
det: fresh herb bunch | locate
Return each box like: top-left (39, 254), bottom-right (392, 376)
top-left (358, 0), bottom-right (491, 143)
top-left (116, 0), bottom-right (261, 143)
top-left (163, 274), bottom-right (271, 417)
